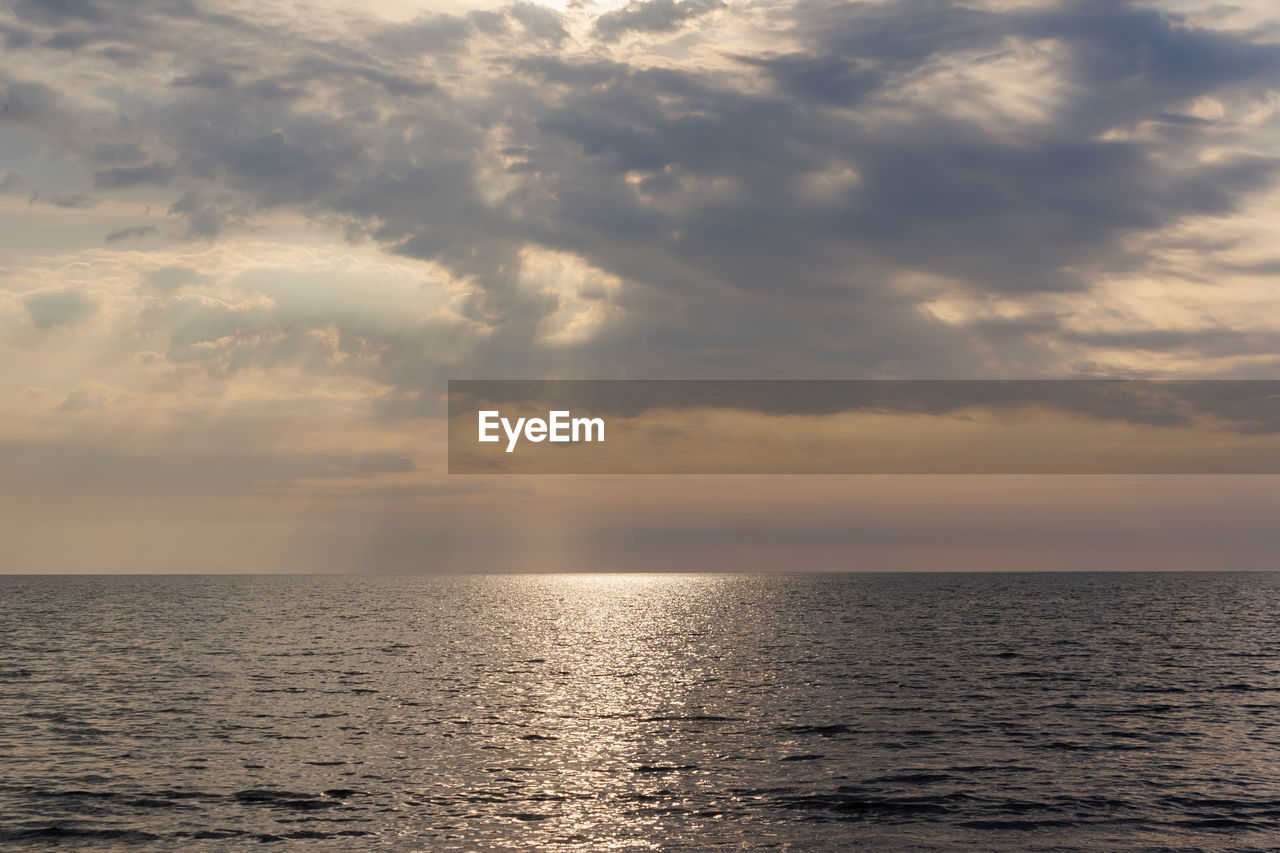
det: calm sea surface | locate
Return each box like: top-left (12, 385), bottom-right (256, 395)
top-left (2, 572), bottom-right (1280, 851)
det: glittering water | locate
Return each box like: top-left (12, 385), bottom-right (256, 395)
top-left (3, 573), bottom-right (1280, 851)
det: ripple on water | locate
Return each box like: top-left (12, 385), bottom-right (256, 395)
top-left (3, 572), bottom-right (1280, 851)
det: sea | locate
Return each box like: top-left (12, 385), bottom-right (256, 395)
top-left (2, 572), bottom-right (1280, 851)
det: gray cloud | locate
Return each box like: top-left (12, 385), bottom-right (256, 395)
top-left (370, 12), bottom-right (477, 55)
top-left (507, 2), bottom-right (568, 45)
top-left (93, 142), bottom-right (146, 165)
top-left (45, 191), bottom-right (98, 208)
top-left (0, 76), bottom-right (63, 124)
top-left (58, 386), bottom-right (107, 412)
top-left (593, 0), bottom-right (725, 41)
top-left (23, 288), bottom-right (98, 329)
top-left (12, 0), bottom-right (108, 25)
top-left (1, 24), bottom-right (33, 48)
top-left (95, 162), bottom-right (175, 188)
top-left (1, 0), bottom-right (1278, 391)
top-left (173, 67), bottom-right (236, 89)
top-left (167, 190), bottom-right (247, 238)
top-left (141, 265), bottom-right (213, 292)
top-left (105, 224), bottom-right (157, 241)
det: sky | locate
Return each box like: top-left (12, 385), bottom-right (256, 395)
top-left (2, 0), bottom-right (1280, 572)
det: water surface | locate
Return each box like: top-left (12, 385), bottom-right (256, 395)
top-left (2, 572), bottom-right (1280, 850)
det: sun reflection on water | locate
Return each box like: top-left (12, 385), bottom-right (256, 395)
top-left (485, 573), bottom-right (738, 846)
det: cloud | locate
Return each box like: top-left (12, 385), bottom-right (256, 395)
top-left (0, 75), bottom-right (63, 124)
top-left (0, 0), bottom-right (1279, 415)
top-left (23, 288), bottom-right (98, 329)
top-left (593, 0), bottom-right (725, 41)
top-left (105, 224), bottom-right (158, 242)
top-left (168, 190), bottom-right (247, 238)
top-left (507, 2), bottom-right (568, 46)
top-left (93, 142), bottom-right (146, 165)
top-left (172, 67), bottom-right (236, 89)
top-left (1, 25), bottom-right (34, 49)
top-left (12, 0), bottom-right (108, 25)
top-left (140, 265), bottom-right (213, 292)
top-left (370, 12), bottom-right (478, 56)
top-left (44, 192), bottom-right (98, 208)
top-left (95, 162), bottom-right (175, 188)
top-left (58, 385), bottom-right (108, 412)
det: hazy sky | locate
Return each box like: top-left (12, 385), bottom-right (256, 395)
top-left (3, 0), bottom-right (1280, 572)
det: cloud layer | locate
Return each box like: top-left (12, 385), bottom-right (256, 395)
top-left (3, 0), bottom-right (1279, 385)
top-left (2, 0), bottom-right (1280, 568)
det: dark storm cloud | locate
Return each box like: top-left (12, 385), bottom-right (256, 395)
top-left (3, 0), bottom-right (1279, 385)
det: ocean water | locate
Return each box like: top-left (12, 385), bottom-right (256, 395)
top-left (2, 573), bottom-right (1280, 851)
